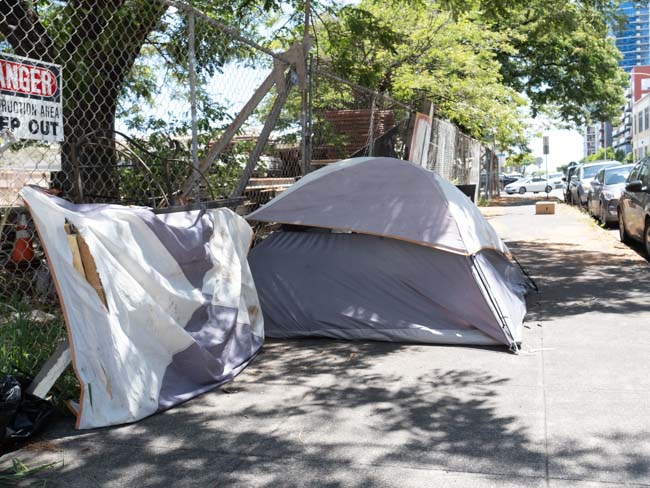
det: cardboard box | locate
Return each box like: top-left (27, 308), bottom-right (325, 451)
top-left (535, 202), bottom-right (556, 215)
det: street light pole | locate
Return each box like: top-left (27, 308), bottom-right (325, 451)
top-left (545, 152), bottom-right (549, 200)
top-left (543, 134), bottom-right (550, 200)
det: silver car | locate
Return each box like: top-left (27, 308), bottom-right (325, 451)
top-left (587, 164), bottom-right (633, 225)
top-left (569, 161), bottom-right (621, 206)
top-left (618, 158), bottom-right (650, 255)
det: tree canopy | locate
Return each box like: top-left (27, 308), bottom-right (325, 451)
top-left (0, 0), bottom-right (283, 198)
top-left (582, 146), bottom-right (625, 162)
top-left (0, 0), bottom-right (629, 194)
top-left (309, 0), bottom-right (627, 149)
top-left (481, 0), bottom-right (627, 126)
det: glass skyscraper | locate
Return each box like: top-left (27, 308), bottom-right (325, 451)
top-left (615, 2), bottom-right (650, 72)
top-left (603, 3), bottom-right (650, 156)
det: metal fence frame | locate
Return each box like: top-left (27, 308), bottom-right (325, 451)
top-left (0, 0), bottom-right (502, 404)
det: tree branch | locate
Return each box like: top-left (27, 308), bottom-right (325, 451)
top-left (64, 0), bottom-right (127, 56)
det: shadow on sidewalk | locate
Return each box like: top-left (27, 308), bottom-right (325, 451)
top-left (8, 368), bottom-right (546, 487)
top-left (7, 338), bottom-right (650, 486)
top-left (509, 239), bottom-right (650, 321)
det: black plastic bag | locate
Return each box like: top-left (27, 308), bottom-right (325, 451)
top-left (1, 375), bottom-right (53, 444)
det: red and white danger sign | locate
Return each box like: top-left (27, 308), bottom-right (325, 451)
top-left (0, 53), bottom-right (63, 142)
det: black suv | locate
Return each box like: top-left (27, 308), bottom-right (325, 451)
top-left (618, 158), bottom-right (650, 255)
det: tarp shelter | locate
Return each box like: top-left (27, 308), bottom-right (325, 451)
top-left (247, 157), bottom-right (528, 349)
top-left (20, 187), bottom-right (263, 429)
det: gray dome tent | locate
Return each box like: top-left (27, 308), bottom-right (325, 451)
top-left (247, 157), bottom-right (528, 348)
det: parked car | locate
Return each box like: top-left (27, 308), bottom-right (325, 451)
top-left (504, 176), bottom-right (552, 195)
top-left (564, 164), bottom-right (580, 202)
top-left (587, 164), bottom-right (633, 225)
top-left (547, 172), bottom-right (565, 189)
top-left (569, 161), bottom-right (620, 206)
top-left (500, 173), bottom-right (523, 188)
top-left (618, 158), bottom-right (650, 255)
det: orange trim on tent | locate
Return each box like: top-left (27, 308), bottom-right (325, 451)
top-left (22, 198), bottom-right (86, 429)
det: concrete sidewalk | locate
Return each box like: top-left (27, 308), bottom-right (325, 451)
top-left (2, 198), bottom-right (650, 487)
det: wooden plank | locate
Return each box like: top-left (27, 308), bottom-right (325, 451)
top-left (26, 339), bottom-right (71, 399)
top-left (65, 224), bottom-right (85, 276)
top-left (247, 177), bottom-right (296, 185)
top-left (65, 222), bottom-right (107, 309)
top-left (75, 234), bottom-right (108, 309)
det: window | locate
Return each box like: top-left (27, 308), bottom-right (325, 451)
top-left (645, 107), bottom-right (649, 130)
top-left (605, 167), bottom-right (632, 185)
top-left (628, 163), bottom-right (641, 182)
top-left (639, 160), bottom-right (650, 186)
top-left (584, 164), bottom-right (608, 179)
top-left (639, 111), bottom-right (644, 132)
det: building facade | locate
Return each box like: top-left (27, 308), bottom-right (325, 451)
top-left (616, 2), bottom-right (650, 72)
top-left (633, 93), bottom-right (650, 160)
top-left (612, 89), bottom-right (633, 155)
top-left (589, 3), bottom-right (650, 158)
top-left (583, 121), bottom-right (613, 157)
top-left (628, 66), bottom-right (650, 161)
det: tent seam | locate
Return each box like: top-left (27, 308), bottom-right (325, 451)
top-left (471, 254), bottom-right (516, 347)
top-left (428, 171), bottom-right (470, 254)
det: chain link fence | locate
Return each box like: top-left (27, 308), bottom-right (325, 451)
top-left (427, 117), bottom-right (482, 194)
top-left (0, 0), bottom-right (499, 405)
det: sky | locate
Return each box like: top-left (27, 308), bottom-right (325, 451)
top-left (519, 113), bottom-right (584, 173)
top-left (527, 128), bottom-right (584, 172)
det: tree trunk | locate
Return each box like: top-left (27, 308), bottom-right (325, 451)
top-left (1, 0), bottom-right (167, 203)
top-left (58, 1), bottom-right (168, 203)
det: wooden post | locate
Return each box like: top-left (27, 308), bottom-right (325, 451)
top-left (64, 223), bottom-right (108, 309)
top-left (76, 235), bottom-right (108, 309)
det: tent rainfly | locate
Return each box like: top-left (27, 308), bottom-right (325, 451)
top-left (20, 187), bottom-right (263, 429)
top-left (247, 157), bottom-right (529, 350)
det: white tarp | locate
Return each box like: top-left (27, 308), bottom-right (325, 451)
top-left (20, 187), bottom-right (263, 429)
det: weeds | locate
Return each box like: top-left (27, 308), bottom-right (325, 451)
top-left (476, 196), bottom-right (489, 207)
top-left (0, 298), bottom-right (78, 411)
top-left (0, 458), bottom-right (60, 487)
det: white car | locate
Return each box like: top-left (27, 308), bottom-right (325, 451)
top-left (547, 172), bottom-right (566, 189)
top-left (504, 176), bottom-right (552, 195)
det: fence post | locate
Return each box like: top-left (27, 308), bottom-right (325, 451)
top-left (300, 0), bottom-right (312, 175)
top-left (368, 93), bottom-right (377, 157)
top-left (187, 6), bottom-right (200, 204)
top-left (305, 54), bottom-right (313, 173)
top-left (179, 69), bottom-right (277, 198)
